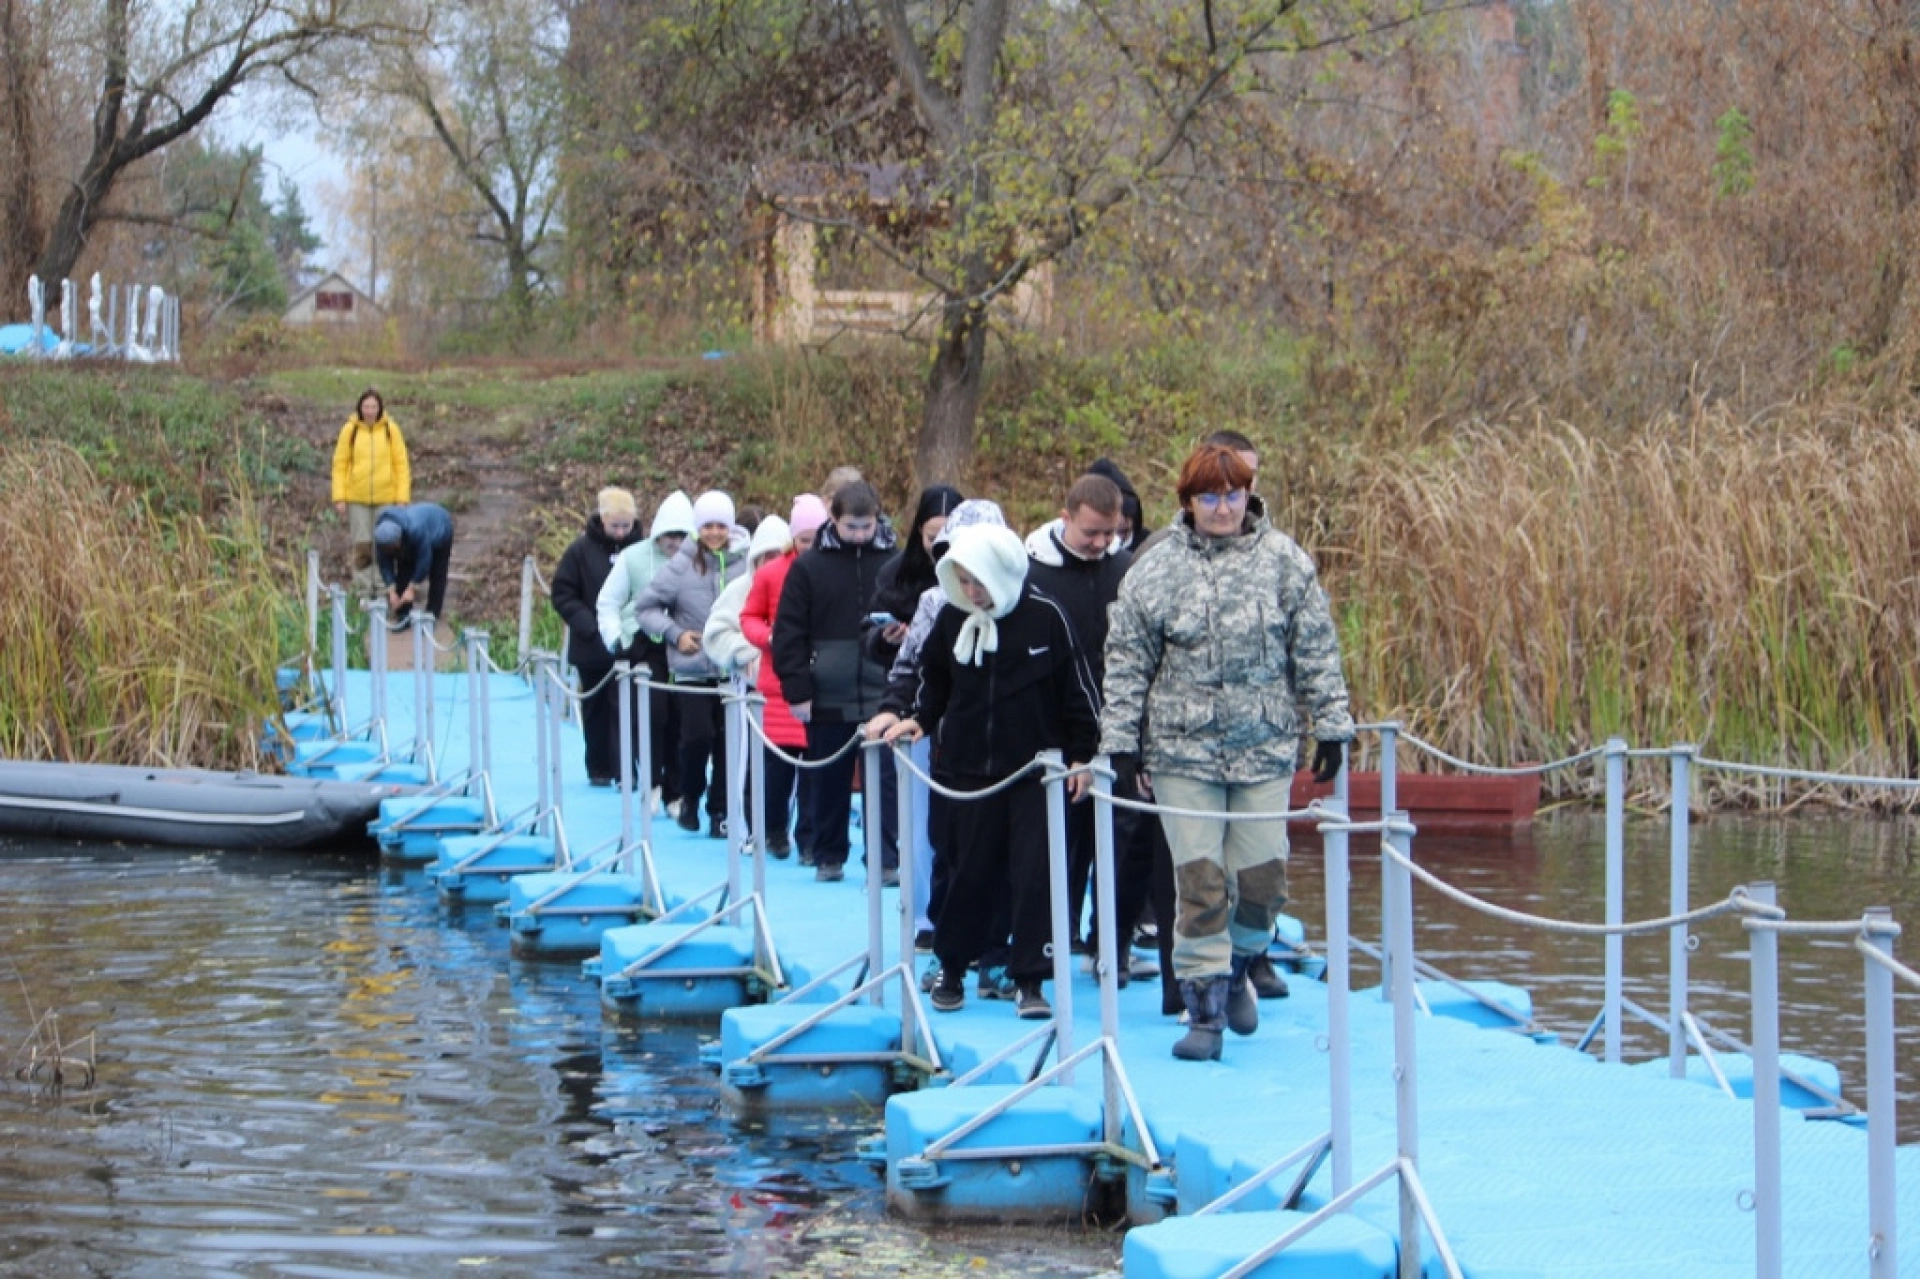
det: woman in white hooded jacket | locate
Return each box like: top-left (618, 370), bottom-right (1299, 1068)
top-left (701, 514), bottom-right (791, 854)
top-left (634, 491), bottom-right (749, 838)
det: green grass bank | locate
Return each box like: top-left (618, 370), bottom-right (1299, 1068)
top-left (4, 352), bottom-right (1918, 806)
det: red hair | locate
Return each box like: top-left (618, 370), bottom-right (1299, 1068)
top-left (1175, 444), bottom-right (1255, 507)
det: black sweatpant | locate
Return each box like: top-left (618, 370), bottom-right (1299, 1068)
top-left (933, 775), bottom-right (1053, 986)
top-left (673, 681), bottom-right (727, 821)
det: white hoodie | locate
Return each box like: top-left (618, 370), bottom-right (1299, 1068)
top-left (596, 490), bottom-right (695, 651)
top-left (701, 516), bottom-right (791, 674)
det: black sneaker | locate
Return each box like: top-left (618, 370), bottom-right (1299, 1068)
top-left (706, 816), bottom-right (727, 840)
top-left (1014, 983), bottom-right (1051, 1020)
top-left (766, 833), bottom-right (791, 860)
top-left (929, 971), bottom-right (965, 1013)
top-left (588, 776), bottom-right (614, 788)
top-left (797, 850), bottom-right (816, 868)
top-left (814, 863), bottom-right (845, 883)
top-left (675, 807), bottom-right (700, 833)
top-left (913, 929), bottom-right (935, 954)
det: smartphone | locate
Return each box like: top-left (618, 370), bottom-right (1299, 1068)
top-left (867, 611), bottom-right (895, 626)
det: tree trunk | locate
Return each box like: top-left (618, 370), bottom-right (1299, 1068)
top-left (0, 0), bottom-right (42, 303)
top-left (914, 295), bottom-right (989, 486)
top-left (37, 172), bottom-right (112, 287)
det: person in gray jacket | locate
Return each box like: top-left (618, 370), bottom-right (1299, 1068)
top-left (635, 490), bottom-right (751, 838)
top-left (1100, 443), bottom-right (1353, 1062)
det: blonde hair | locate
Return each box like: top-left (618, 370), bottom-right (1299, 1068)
top-left (820, 466), bottom-right (865, 502)
top-left (597, 487), bottom-right (638, 520)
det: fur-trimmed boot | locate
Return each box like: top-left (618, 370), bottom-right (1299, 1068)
top-left (1172, 976), bottom-right (1230, 1061)
top-left (1226, 953), bottom-right (1259, 1036)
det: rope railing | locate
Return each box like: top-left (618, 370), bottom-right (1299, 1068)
top-left (1695, 755), bottom-right (1920, 791)
top-left (1855, 936), bottom-right (1920, 993)
top-left (885, 744), bottom-right (1051, 802)
top-left (1375, 839), bottom-right (1781, 938)
top-left (1367, 725), bottom-right (1606, 778)
top-left (734, 701), bottom-right (871, 771)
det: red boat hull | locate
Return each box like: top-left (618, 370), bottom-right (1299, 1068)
top-left (1288, 769), bottom-right (1540, 834)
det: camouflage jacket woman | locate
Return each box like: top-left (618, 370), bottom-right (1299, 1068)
top-left (1099, 499), bottom-right (1354, 786)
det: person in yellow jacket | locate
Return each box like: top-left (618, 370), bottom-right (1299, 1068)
top-left (331, 389), bottom-right (412, 595)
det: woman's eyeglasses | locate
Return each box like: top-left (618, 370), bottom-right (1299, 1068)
top-left (1194, 489), bottom-right (1249, 511)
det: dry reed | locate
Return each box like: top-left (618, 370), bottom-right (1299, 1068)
top-left (0, 442), bottom-right (296, 769)
top-left (1321, 407), bottom-right (1920, 805)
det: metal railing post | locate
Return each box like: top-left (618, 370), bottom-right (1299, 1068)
top-left (724, 683), bottom-right (745, 902)
top-left (1668, 745), bottom-right (1694, 1078)
top-left (894, 741), bottom-right (919, 1065)
top-left (616, 661), bottom-right (635, 865)
top-left (474, 630), bottom-right (494, 781)
top-left (532, 653), bottom-right (554, 832)
top-left (636, 674), bottom-right (654, 849)
top-left (1603, 737), bottom-right (1627, 1063)
top-left (1377, 722), bottom-right (1399, 819)
top-left (412, 615), bottom-right (431, 767)
top-left (328, 587), bottom-right (349, 730)
top-left (305, 548), bottom-right (321, 656)
top-left (1042, 748), bottom-right (1076, 1082)
top-left (1090, 755), bottom-right (1121, 1047)
top-left (1323, 802), bottom-right (1354, 1196)
top-left (366, 598), bottom-right (389, 735)
top-left (1384, 812), bottom-right (1422, 1278)
top-left (1090, 754), bottom-right (1121, 1145)
top-left (518, 556), bottom-right (537, 670)
top-left (1863, 908), bottom-right (1898, 1279)
top-left (1748, 881), bottom-right (1782, 1279)
top-left (862, 739), bottom-right (886, 1007)
top-left (419, 615), bottom-right (437, 775)
top-left (546, 653), bottom-right (565, 831)
top-left (1360, 731), bottom-right (1390, 1001)
top-left (464, 629), bottom-right (487, 788)
top-left (750, 694), bottom-right (770, 905)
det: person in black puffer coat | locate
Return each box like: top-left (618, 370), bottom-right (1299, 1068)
top-left (550, 488), bottom-right (644, 784)
top-left (771, 480), bottom-right (900, 881)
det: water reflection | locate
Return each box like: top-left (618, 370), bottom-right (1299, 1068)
top-left (1288, 810), bottom-right (1920, 1138)
top-left (0, 839), bottom-right (1113, 1277)
top-left (0, 813), bottom-right (1913, 1275)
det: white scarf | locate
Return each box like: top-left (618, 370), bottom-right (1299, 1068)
top-left (935, 524), bottom-right (1029, 667)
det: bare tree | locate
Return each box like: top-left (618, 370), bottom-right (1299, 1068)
top-left (390, 0), bottom-right (564, 318)
top-left (12, 0), bottom-right (409, 294)
top-left (855, 0), bottom-right (1487, 482)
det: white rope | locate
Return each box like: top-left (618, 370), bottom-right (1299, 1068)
top-left (480, 648), bottom-right (534, 677)
top-left (886, 744), bottom-right (1050, 800)
top-left (1746, 916), bottom-right (1902, 938)
top-left (1393, 732), bottom-right (1606, 778)
top-left (736, 702), bottom-right (867, 770)
top-left (1097, 786), bottom-right (1327, 823)
top-left (1378, 839), bottom-right (1782, 937)
top-left (1695, 755), bottom-right (1920, 792)
top-left (1855, 938), bottom-right (1920, 993)
top-left (421, 623), bottom-right (462, 655)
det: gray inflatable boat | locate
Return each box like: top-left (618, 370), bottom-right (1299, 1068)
top-left (0, 761), bottom-right (409, 851)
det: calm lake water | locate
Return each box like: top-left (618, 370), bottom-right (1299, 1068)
top-left (0, 810), bottom-right (1914, 1276)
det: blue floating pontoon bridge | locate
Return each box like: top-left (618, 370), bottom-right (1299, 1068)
top-left (278, 569), bottom-right (1920, 1279)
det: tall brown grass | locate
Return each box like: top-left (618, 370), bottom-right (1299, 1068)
top-left (0, 443), bottom-right (296, 769)
top-left (1316, 406), bottom-right (1920, 805)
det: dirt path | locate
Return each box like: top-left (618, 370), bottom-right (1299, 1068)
top-left (250, 386), bottom-right (566, 668)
